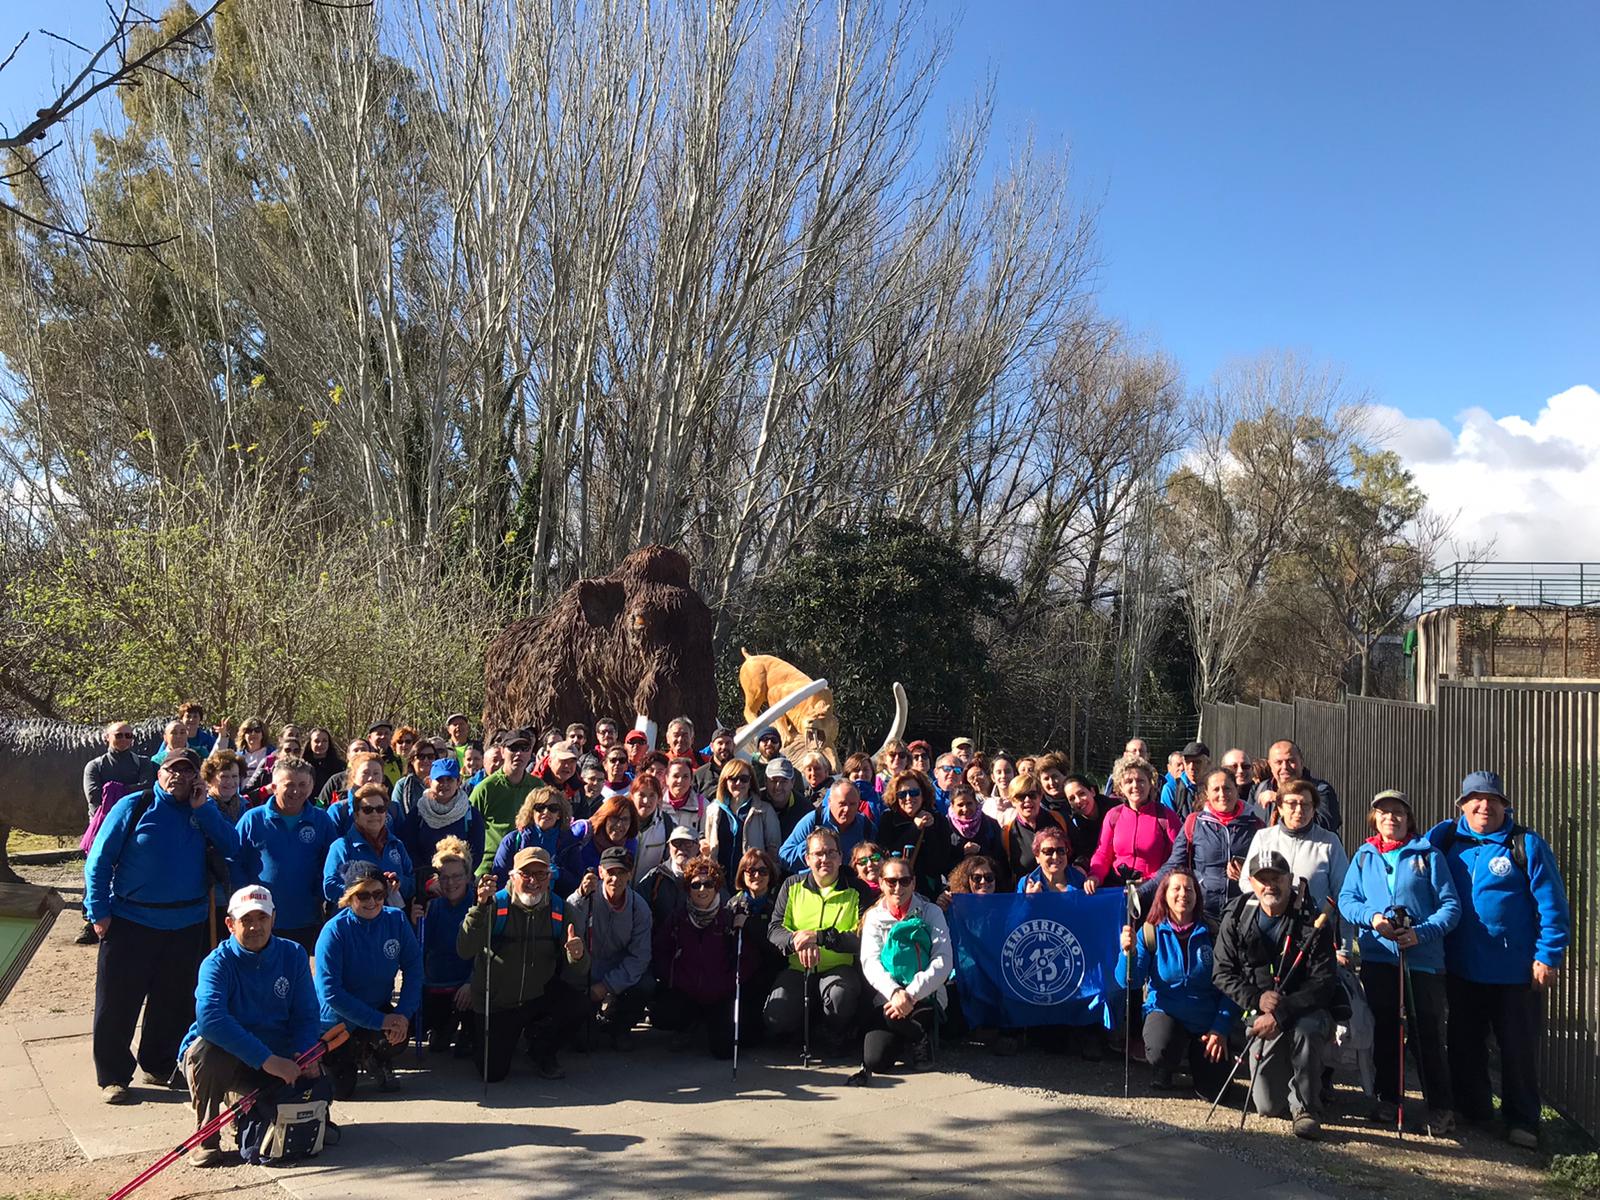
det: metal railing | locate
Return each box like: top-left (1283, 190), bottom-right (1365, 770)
top-left (1422, 562), bottom-right (1600, 611)
top-left (1203, 683), bottom-right (1600, 1140)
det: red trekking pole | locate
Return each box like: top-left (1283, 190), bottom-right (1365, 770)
top-left (105, 1024), bottom-right (348, 1200)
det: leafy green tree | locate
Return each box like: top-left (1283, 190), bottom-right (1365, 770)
top-left (733, 518), bottom-right (1013, 751)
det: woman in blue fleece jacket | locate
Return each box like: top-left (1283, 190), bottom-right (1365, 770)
top-left (1115, 868), bottom-right (1235, 1097)
top-left (410, 836), bottom-right (478, 1056)
top-left (1339, 790), bottom-right (1460, 1130)
top-left (1427, 771), bottom-right (1570, 1148)
top-left (314, 861), bottom-right (423, 1098)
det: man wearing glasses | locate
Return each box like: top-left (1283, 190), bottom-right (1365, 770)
top-left (85, 749), bottom-right (242, 1105)
top-left (458, 846), bottom-right (588, 1082)
top-left (765, 827), bottom-right (864, 1055)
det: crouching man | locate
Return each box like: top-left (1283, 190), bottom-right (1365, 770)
top-left (1212, 851), bottom-right (1343, 1140)
top-left (179, 886), bottom-right (319, 1166)
top-left (457, 846), bottom-right (589, 1081)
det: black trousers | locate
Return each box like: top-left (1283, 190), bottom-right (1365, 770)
top-left (421, 986), bottom-right (478, 1051)
top-left (1363, 962), bottom-right (1451, 1111)
top-left (651, 987), bottom-right (741, 1059)
top-left (1447, 974), bottom-right (1542, 1130)
top-left (93, 917), bottom-right (207, 1087)
top-left (1142, 1010), bottom-right (1231, 1096)
top-left (861, 1003), bottom-right (934, 1072)
top-left (480, 980), bottom-right (586, 1083)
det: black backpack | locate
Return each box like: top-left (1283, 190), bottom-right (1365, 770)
top-left (1435, 823), bottom-right (1530, 875)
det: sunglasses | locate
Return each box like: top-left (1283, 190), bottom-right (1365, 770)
top-left (969, 874), bottom-right (996, 885)
top-left (530, 804), bottom-right (559, 814)
top-left (607, 757), bottom-right (628, 766)
top-left (687, 880), bottom-right (717, 892)
top-left (881, 877), bottom-right (913, 889)
top-left (164, 763), bottom-right (197, 774)
top-left (1038, 847), bottom-right (1066, 858)
top-left (112, 730), bottom-right (133, 739)
top-left (357, 805), bottom-right (388, 815)
top-left (744, 867), bottom-right (770, 877)
top-left (1016, 790), bottom-right (1040, 800)
top-left (854, 853), bottom-right (883, 866)
top-left (507, 742), bottom-right (532, 752)
top-left (895, 787), bottom-right (923, 800)
top-left (353, 889), bottom-right (387, 903)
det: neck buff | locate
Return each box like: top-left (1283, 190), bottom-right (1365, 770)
top-left (1367, 835), bottom-right (1407, 853)
top-left (418, 789), bottom-right (471, 830)
top-left (666, 789), bottom-right (697, 812)
top-left (1209, 805), bottom-right (1241, 826)
top-left (949, 809), bottom-right (982, 839)
top-left (688, 892), bottom-right (722, 929)
top-left (885, 893), bottom-right (912, 920)
top-left (1169, 920), bottom-right (1195, 938)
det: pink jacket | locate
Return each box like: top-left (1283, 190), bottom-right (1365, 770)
top-left (1089, 802), bottom-right (1181, 884)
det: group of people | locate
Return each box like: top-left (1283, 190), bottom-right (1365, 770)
top-left (79, 704), bottom-right (1570, 1167)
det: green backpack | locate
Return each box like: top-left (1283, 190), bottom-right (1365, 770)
top-left (880, 913), bottom-right (933, 986)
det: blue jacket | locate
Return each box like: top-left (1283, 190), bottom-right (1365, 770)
top-left (234, 803), bottom-right (337, 931)
top-left (326, 792), bottom-right (402, 838)
top-left (1015, 864), bottom-right (1086, 892)
top-left (1338, 836), bottom-right (1460, 974)
top-left (1159, 808), bottom-right (1264, 918)
top-left (322, 828), bottom-right (415, 906)
top-left (421, 893), bottom-right (474, 988)
top-left (179, 934), bottom-right (319, 1069)
top-left (84, 787), bottom-right (241, 929)
top-left (1159, 775), bottom-right (1196, 818)
top-left (778, 809), bottom-right (874, 871)
top-left (1427, 816), bottom-right (1570, 984)
top-left (313, 905), bottom-right (422, 1029)
top-left (399, 806), bottom-right (486, 888)
top-left (491, 824), bottom-right (584, 892)
top-left (1115, 920), bottom-right (1236, 1036)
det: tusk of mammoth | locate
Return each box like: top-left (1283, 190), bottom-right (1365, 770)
top-left (872, 682), bottom-right (909, 760)
top-left (733, 678), bottom-right (830, 756)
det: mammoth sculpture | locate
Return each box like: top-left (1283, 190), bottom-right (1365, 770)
top-left (482, 545), bottom-right (718, 742)
top-left (0, 718), bottom-right (163, 882)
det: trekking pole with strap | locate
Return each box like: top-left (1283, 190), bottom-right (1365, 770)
top-left (105, 1024), bottom-right (348, 1200)
top-left (801, 960), bottom-right (814, 1067)
top-left (732, 918), bottom-right (744, 1082)
top-left (1385, 904), bottom-right (1430, 1138)
top-left (1205, 894), bottom-right (1338, 1124)
top-left (1123, 882), bottom-right (1142, 1100)
top-left (414, 907), bottom-right (427, 1062)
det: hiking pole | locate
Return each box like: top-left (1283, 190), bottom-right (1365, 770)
top-left (1123, 882), bottom-right (1141, 1100)
top-left (482, 910), bottom-right (494, 1104)
top-left (1208, 930), bottom-right (1295, 1124)
top-left (1237, 932), bottom-right (1288, 1131)
top-left (732, 920), bottom-right (744, 1083)
top-left (106, 1025), bottom-right (348, 1200)
top-left (1396, 939), bottom-right (1408, 1140)
top-left (801, 962), bottom-right (814, 1067)
top-left (1386, 904), bottom-right (1428, 1137)
top-left (415, 908), bottom-right (426, 1062)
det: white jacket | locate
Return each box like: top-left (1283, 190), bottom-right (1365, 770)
top-left (859, 893), bottom-right (954, 1010)
top-left (1243, 822), bottom-right (1354, 952)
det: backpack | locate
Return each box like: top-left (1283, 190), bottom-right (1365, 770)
top-left (1435, 823), bottom-right (1530, 875)
top-left (490, 889), bottom-right (565, 948)
top-left (1327, 964), bottom-right (1376, 1098)
top-left (879, 913), bottom-right (932, 987)
top-left (80, 780), bottom-right (132, 853)
top-left (236, 1073), bottom-right (335, 1165)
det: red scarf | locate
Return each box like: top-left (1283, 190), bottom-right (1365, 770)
top-left (1209, 805), bottom-right (1241, 826)
top-left (885, 895), bottom-right (912, 920)
top-left (1366, 835), bottom-right (1406, 853)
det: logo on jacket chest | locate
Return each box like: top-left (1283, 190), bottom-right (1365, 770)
top-left (1002, 918), bottom-right (1086, 1005)
top-left (386, 847), bottom-right (401, 865)
top-left (383, 938), bottom-right (401, 960)
top-left (298, 825), bottom-right (317, 844)
top-left (1488, 856), bottom-right (1513, 877)
top-left (274, 976), bottom-right (290, 999)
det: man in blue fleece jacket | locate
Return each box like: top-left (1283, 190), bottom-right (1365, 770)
top-left (177, 885), bottom-right (321, 1167)
top-left (235, 756), bottom-right (336, 954)
top-left (85, 749), bottom-right (242, 1105)
top-left (1428, 770), bottom-right (1570, 1150)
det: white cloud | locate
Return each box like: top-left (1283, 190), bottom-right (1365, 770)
top-left (1377, 385), bottom-right (1600, 561)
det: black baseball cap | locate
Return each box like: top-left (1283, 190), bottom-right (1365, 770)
top-left (161, 749), bottom-right (201, 771)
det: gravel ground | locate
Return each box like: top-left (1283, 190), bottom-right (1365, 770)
top-left (0, 858), bottom-right (1565, 1200)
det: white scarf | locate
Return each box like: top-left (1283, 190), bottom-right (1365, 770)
top-left (418, 788), bottom-right (472, 830)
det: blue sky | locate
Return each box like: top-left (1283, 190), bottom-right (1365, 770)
top-left (3, 1), bottom-right (1598, 552)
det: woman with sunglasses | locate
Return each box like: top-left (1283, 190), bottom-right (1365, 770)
top-left (850, 855), bottom-right (953, 1085)
top-left (847, 841), bottom-right (885, 903)
top-left (412, 836), bottom-right (479, 1057)
top-left (650, 856), bottom-right (762, 1059)
top-left (705, 759), bottom-right (780, 882)
top-left (322, 783), bottom-right (415, 906)
top-left (601, 747), bottom-right (633, 798)
top-left (233, 719), bottom-right (274, 788)
top-left (390, 738), bottom-right (440, 820)
top-left (1016, 827), bottom-right (1086, 893)
top-left (315, 860), bottom-right (422, 1098)
top-left (731, 848), bottom-right (784, 992)
top-left (876, 769), bottom-right (953, 900)
top-left (492, 787), bottom-right (583, 893)
top-left (999, 773), bottom-right (1068, 889)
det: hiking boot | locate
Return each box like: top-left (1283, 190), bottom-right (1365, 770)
top-left (374, 1059), bottom-right (400, 1092)
top-left (1369, 1100), bottom-right (1400, 1124)
top-left (187, 1140), bottom-right (223, 1168)
top-left (909, 1033), bottom-right (933, 1071)
top-left (1427, 1110), bottom-right (1457, 1136)
top-left (138, 1065), bottom-right (179, 1089)
top-left (845, 1067), bottom-right (873, 1087)
top-left (534, 1056), bottom-right (566, 1080)
top-left (75, 922), bottom-right (100, 946)
top-left (1508, 1126), bottom-right (1539, 1150)
top-left (100, 1083), bottom-right (133, 1105)
top-left (1151, 1067), bottom-right (1176, 1091)
top-left (1292, 1114), bottom-right (1322, 1140)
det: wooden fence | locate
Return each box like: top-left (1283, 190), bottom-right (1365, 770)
top-left (1203, 682), bottom-right (1600, 1140)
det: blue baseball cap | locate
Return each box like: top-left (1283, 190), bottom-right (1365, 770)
top-left (1457, 770), bottom-right (1508, 805)
top-left (430, 756), bottom-right (462, 781)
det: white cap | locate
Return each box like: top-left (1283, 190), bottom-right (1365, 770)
top-left (227, 885), bottom-right (275, 920)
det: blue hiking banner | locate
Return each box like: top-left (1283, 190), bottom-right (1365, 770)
top-left (948, 891), bottom-right (1126, 1028)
